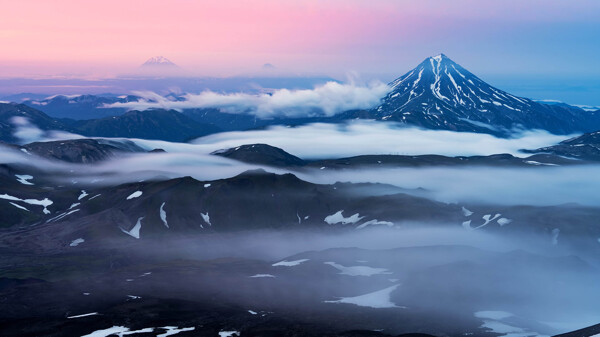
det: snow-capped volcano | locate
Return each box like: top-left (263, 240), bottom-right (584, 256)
top-left (384, 53), bottom-right (530, 112)
top-left (137, 56), bottom-right (182, 76)
top-left (371, 54), bottom-right (600, 135)
top-left (142, 56), bottom-right (177, 67)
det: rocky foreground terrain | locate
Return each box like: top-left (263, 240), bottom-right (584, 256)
top-left (0, 137), bottom-right (599, 337)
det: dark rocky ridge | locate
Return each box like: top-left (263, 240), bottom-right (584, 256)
top-left (71, 109), bottom-right (221, 142)
top-left (0, 169), bottom-right (462, 248)
top-left (22, 94), bottom-right (140, 119)
top-left (3, 167), bottom-right (600, 256)
top-left (0, 103), bottom-right (222, 143)
top-left (524, 130), bottom-right (600, 161)
top-left (211, 143), bottom-right (585, 169)
top-left (554, 323), bottom-right (600, 337)
top-left (20, 139), bottom-right (146, 163)
top-left (212, 143), bottom-right (306, 167)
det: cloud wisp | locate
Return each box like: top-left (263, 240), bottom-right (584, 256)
top-left (10, 116), bottom-right (84, 144)
top-left (104, 81), bottom-right (390, 118)
top-left (10, 117), bottom-right (45, 144)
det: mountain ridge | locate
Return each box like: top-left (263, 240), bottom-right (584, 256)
top-left (0, 102), bottom-right (222, 143)
top-left (4, 54), bottom-right (600, 139)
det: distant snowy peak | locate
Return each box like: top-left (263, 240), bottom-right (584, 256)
top-left (141, 56), bottom-right (177, 67)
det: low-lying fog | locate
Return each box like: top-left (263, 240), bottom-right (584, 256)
top-left (3, 127), bottom-right (600, 206)
top-left (190, 121), bottom-right (570, 158)
top-left (11, 119), bottom-right (569, 158)
top-left (297, 166), bottom-right (600, 206)
top-left (101, 226), bottom-right (600, 335)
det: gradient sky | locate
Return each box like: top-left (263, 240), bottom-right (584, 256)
top-left (1, 0), bottom-right (599, 103)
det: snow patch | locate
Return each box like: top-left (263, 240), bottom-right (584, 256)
top-left (47, 209), bottom-right (79, 223)
top-left (462, 206), bottom-right (474, 217)
top-left (78, 190), bottom-right (89, 200)
top-left (482, 214), bottom-right (501, 227)
top-left (121, 217), bottom-right (144, 239)
top-left (324, 210), bottom-right (364, 225)
top-left (67, 312), bottom-right (98, 319)
top-left (325, 285), bottom-right (402, 309)
top-left (15, 174), bottom-right (34, 185)
top-left (9, 202), bottom-right (29, 211)
top-left (272, 259), bottom-right (309, 267)
top-left (160, 202), bottom-right (168, 228)
top-left (324, 262), bottom-right (390, 276)
top-left (219, 331), bottom-right (240, 337)
top-left (462, 220), bottom-right (473, 230)
top-left (0, 193), bottom-right (52, 214)
top-left (80, 326), bottom-right (155, 337)
top-left (465, 214), bottom-right (505, 230)
top-left (250, 274), bottom-right (275, 278)
top-left (356, 219), bottom-right (394, 229)
top-left (201, 212), bottom-right (211, 226)
top-left (525, 160), bottom-right (557, 166)
top-left (70, 238), bottom-right (85, 247)
top-left (156, 326), bottom-right (195, 337)
top-left (126, 191), bottom-right (142, 200)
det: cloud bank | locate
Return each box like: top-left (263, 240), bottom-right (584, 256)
top-left (104, 81), bottom-right (390, 118)
top-left (3, 131), bottom-right (600, 207)
top-left (190, 121), bottom-right (568, 159)
top-left (1, 119), bottom-right (590, 207)
top-left (297, 165), bottom-right (600, 207)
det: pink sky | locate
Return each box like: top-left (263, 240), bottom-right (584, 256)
top-left (1, 0), bottom-right (599, 78)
